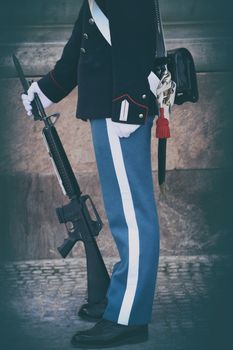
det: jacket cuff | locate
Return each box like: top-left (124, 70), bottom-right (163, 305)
top-left (37, 70), bottom-right (70, 103)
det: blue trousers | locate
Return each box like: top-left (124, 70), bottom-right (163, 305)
top-left (90, 116), bottom-right (160, 326)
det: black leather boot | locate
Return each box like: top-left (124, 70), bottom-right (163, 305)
top-left (78, 298), bottom-right (108, 322)
top-left (71, 318), bottom-right (148, 348)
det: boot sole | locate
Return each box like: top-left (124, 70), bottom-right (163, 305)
top-left (71, 332), bottom-right (148, 349)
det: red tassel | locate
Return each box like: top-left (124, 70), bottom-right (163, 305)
top-left (156, 107), bottom-right (171, 139)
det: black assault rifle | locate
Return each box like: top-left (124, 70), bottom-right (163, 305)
top-left (12, 54), bottom-right (110, 305)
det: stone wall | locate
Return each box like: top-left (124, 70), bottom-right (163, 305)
top-left (0, 0), bottom-right (232, 260)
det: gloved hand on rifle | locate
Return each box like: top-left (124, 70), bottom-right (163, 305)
top-left (21, 81), bottom-right (140, 138)
top-left (21, 81), bottom-right (53, 116)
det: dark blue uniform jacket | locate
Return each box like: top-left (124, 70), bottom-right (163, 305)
top-left (38, 0), bottom-right (158, 124)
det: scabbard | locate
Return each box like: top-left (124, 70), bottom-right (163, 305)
top-left (154, 0), bottom-right (169, 190)
top-left (158, 138), bottom-right (167, 187)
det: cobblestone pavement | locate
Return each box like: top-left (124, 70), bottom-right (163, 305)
top-left (0, 255), bottom-right (232, 350)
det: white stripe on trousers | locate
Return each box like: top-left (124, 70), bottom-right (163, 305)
top-left (106, 119), bottom-right (140, 325)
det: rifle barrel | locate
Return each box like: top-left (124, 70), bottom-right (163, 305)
top-left (12, 54), bottom-right (30, 92)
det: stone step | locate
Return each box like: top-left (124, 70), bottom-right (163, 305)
top-left (1, 23), bottom-right (232, 75)
top-left (0, 0), bottom-right (232, 75)
top-left (0, 0), bottom-right (230, 26)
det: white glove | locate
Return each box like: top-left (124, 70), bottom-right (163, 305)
top-left (108, 120), bottom-right (141, 138)
top-left (21, 81), bottom-right (53, 116)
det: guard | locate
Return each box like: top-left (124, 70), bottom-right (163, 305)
top-left (21, 0), bottom-right (161, 347)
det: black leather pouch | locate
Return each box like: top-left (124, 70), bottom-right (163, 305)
top-left (167, 47), bottom-right (199, 105)
top-left (154, 48), bottom-right (199, 105)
